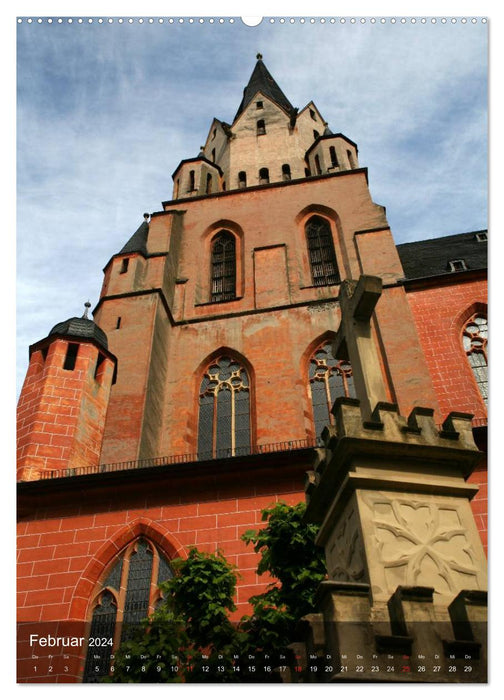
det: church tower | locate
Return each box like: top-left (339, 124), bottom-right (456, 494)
top-left (90, 54), bottom-right (439, 468)
top-left (17, 56), bottom-right (487, 683)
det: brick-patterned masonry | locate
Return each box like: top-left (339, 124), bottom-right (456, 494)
top-left (406, 277), bottom-right (488, 547)
top-left (17, 459), bottom-right (307, 626)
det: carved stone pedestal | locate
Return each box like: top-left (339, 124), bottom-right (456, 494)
top-left (296, 400), bottom-right (487, 682)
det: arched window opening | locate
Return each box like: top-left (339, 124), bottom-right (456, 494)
top-left (329, 146), bottom-right (338, 168)
top-left (259, 167), bottom-right (269, 184)
top-left (83, 538), bottom-right (173, 683)
top-left (238, 171), bottom-right (247, 189)
top-left (188, 170), bottom-right (195, 192)
top-left (306, 216), bottom-right (340, 286)
top-left (347, 149), bottom-right (355, 169)
top-left (314, 154), bottom-right (322, 175)
top-left (313, 130), bottom-right (320, 140)
top-left (211, 231), bottom-right (236, 302)
top-left (282, 164), bottom-right (291, 181)
top-left (206, 173), bottom-right (213, 194)
top-left (463, 314), bottom-right (488, 405)
top-left (198, 355), bottom-right (251, 459)
top-left (308, 342), bottom-right (355, 439)
top-left (257, 119), bottom-right (266, 135)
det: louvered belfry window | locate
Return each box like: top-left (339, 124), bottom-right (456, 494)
top-left (463, 313), bottom-right (488, 404)
top-left (308, 342), bottom-right (355, 439)
top-left (211, 231), bottom-right (236, 302)
top-left (198, 355), bottom-right (251, 459)
top-left (306, 216), bottom-right (340, 286)
top-left (83, 538), bottom-right (173, 683)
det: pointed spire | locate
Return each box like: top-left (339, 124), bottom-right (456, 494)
top-left (234, 55), bottom-right (295, 121)
top-left (118, 216), bottom-right (150, 257)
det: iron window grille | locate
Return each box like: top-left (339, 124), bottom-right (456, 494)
top-left (211, 231), bottom-right (236, 302)
top-left (306, 216), bottom-right (340, 286)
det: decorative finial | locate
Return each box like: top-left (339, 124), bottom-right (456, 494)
top-left (82, 301), bottom-right (91, 319)
top-left (256, 52), bottom-right (263, 60)
top-left (143, 212), bottom-right (150, 222)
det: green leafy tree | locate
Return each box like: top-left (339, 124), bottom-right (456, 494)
top-left (105, 502), bottom-right (325, 682)
top-left (107, 548), bottom-right (242, 682)
top-left (241, 501), bottom-right (326, 651)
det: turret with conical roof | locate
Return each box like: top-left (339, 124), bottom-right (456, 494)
top-left (17, 304), bottom-right (117, 480)
top-left (169, 55), bottom-right (360, 199)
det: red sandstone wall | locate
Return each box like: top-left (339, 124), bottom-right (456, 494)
top-left (405, 278), bottom-right (487, 421)
top-left (17, 340), bottom-right (114, 480)
top-left (406, 278), bottom-right (487, 547)
top-left (17, 473), bottom-right (305, 625)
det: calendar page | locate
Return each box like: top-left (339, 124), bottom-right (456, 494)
top-left (16, 10), bottom-right (488, 686)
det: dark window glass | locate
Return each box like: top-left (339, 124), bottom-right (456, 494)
top-left (306, 216), bottom-right (340, 286)
top-left (282, 164), bottom-right (291, 181)
top-left (63, 343), bottom-right (79, 371)
top-left (198, 356), bottom-right (250, 459)
top-left (329, 146), bottom-right (338, 167)
top-left (83, 539), bottom-right (173, 683)
top-left (211, 231), bottom-right (236, 302)
top-left (238, 171), bottom-right (247, 188)
top-left (309, 342), bottom-right (355, 438)
top-left (83, 591), bottom-right (117, 683)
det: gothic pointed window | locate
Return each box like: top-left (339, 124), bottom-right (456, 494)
top-left (308, 341), bottom-right (355, 439)
top-left (83, 538), bottom-right (173, 683)
top-left (198, 355), bottom-right (251, 459)
top-left (463, 313), bottom-right (488, 405)
top-left (306, 216), bottom-right (340, 286)
top-left (211, 231), bottom-right (236, 302)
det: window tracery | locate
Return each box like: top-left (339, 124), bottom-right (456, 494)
top-left (308, 341), bottom-right (355, 438)
top-left (83, 538), bottom-right (173, 683)
top-left (463, 313), bottom-right (488, 404)
top-left (198, 355), bottom-right (251, 459)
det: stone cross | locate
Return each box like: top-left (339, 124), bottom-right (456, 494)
top-left (333, 275), bottom-right (388, 421)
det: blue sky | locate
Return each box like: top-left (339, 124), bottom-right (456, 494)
top-left (16, 15), bottom-right (488, 395)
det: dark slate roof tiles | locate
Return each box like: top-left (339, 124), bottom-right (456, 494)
top-left (396, 231), bottom-right (487, 280)
top-left (49, 317), bottom-right (109, 350)
top-left (118, 220), bottom-right (149, 257)
top-left (234, 58), bottom-right (295, 121)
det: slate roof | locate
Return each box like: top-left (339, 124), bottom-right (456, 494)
top-left (234, 58), bottom-right (295, 121)
top-left (49, 317), bottom-right (109, 350)
top-left (396, 231), bottom-right (487, 280)
top-left (118, 220), bottom-right (149, 257)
